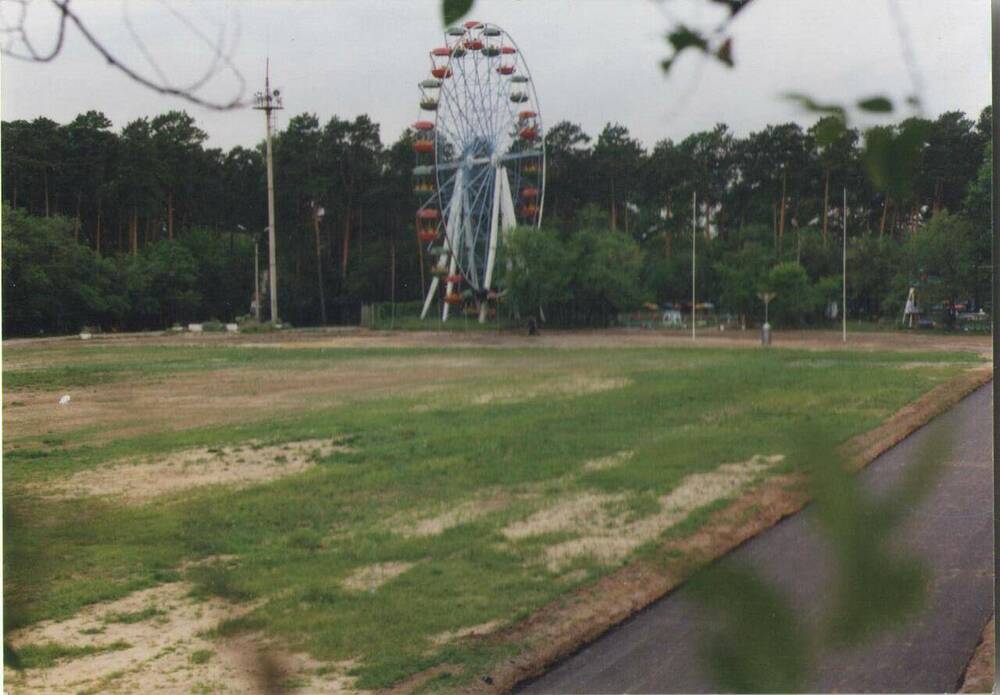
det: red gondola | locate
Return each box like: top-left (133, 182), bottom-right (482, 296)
top-left (464, 39), bottom-right (484, 51)
top-left (413, 121), bottom-right (435, 131)
top-left (446, 274), bottom-right (463, 285)
top-left (518, 111), bottom-right (537, 120)
top-left (521, 187), bottom-right (540, 200)
top-left (444, 292), bottom-right (462, 305)
top-left (431, 47), bottom-right (452, 57)
top-left (417, 229), bottom-right (437, 243)
top-left (413, 140), bottom-right (434, 154)
top-left (417, 208), bottom-right (440, 220)
top-left (497, 65), bottom-right (515, 75)
top-left (519, 127), bottom-right (539, 141)
top-left (521, 205), bottom-right (540, 218)
top-left (464, 20), bottom-right (483, 29)
top-left (431, 67), bottom-right (453, 79)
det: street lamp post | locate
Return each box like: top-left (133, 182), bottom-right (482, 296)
top-left (757, 291), bottom-right (776, 346)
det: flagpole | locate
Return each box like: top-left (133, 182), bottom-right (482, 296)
top-left (842, 187), bottom-right (847, 343)
top-left (692, 191), bottom-right (697, 341)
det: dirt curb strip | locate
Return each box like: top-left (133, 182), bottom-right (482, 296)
top-left (959, 616), bottom-right (996, 693)
top-left (394, 365), bottom-right (992, 695)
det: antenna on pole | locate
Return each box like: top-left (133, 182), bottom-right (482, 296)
top-left (253, 58), bottom-right (284, 325)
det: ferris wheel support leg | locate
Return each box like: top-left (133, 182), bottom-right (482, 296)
top-left (420, 275), bottom-right (440, 319)
top-left (442, 253), bottom-right (459, 322)
top-left (479, 165), bottom-right (505, 323)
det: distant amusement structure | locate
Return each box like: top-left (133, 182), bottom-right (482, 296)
top-left (412, 21), bottom-right (546, 322)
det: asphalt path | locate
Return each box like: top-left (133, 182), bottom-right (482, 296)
top-left (519, 383), bottom-right (994, 693)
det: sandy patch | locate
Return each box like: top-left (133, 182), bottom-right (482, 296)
top-left (3, 581), bottom-right (359, 694)
top-left (400, 495), bottom-right (510, 537)
top-left (429, 620), bottom-right (504, 647)
top-left (341, 562), bottom-right (416, 592)
top-left (960, 616), bottom-right (995, 693)
top-left (504, 454), bottom-right (784, 571)
top-left (582, 450), bottom-right (635, 472)
top-left (472, 376), bottom-right (630, 406)
top-left (44, 439), bottom-right (352, 504)
top-left (3, 354), bottom-right (491, 447)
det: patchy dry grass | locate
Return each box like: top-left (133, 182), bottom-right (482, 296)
top-left (341, 562), bottom-right (418, 592)
top-left (41, 439), bottom-right (353, 504)
top-left (3, 336), bottom-right (982, 691)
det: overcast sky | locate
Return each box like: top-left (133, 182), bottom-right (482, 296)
top-left (1, 0), bottom-right (990, 151)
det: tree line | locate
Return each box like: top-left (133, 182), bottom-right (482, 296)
top-left (1, 106), bottom-right (990, 335)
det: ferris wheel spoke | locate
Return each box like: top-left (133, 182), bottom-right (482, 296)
top-left (438, 84), bottom-right (470, 150)
top-left (463, 50), bottom-right (491, 142)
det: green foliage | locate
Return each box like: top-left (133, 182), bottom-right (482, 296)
top-left (713, 243), bottom-right (771, 318)
top-left (1, 97), bottom-right (990, 332)
top-left (570, 227), bottom-right (646, 321)
top-left (903, 211), bottom-right (977, 323)
top-left (498, 226), bottom-right (573, 311)
top-left (2, 204), bottom-right (127, 335)
top-left (761, 262), bottom-right (815, 326)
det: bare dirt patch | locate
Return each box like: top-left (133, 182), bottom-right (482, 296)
top-left (3, 354), bottom-right (491, 447)
top-left (959, 616), bottom-right (995, 693)
top-left (471, 376), bottom-right (630, 406)
top-left (3, 581), bottom-right (359, 694)
top-left (430, 620), bottom-right (504, 647)
top-left (504, 455), bottom-right (783, 571)
top-left (399, 494), bottom-right (510, 538)
top-left (582, 450), bottom-right (634, 472)
top-left (341, 562), bottom-right (416, 592)
top-left (43, 439), bottom-right (351, 504)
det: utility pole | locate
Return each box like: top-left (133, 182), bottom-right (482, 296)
top-left (253, 59), bottom-right (283, 325)
top-left (311, 203), bottom-right (327, 326)
top-left (691, 191), bottom-right (697, 341)
top-left (842, 187), bottom-right (847, 343)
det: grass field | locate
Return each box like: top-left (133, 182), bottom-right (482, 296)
top-left (2, 333), bottom-right (984, 692)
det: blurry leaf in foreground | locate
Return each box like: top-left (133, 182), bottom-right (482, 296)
top-left (805, 422), bottom-right (951, 645)
top-left (667, 26), bottom-right (710, 53)
top-left (441, 0), bottom-right (474, 26)
top-left (862, 118), bottom-right (932, 201)
top-left (689, 562), bottom-right (812, 693)
top-left (782, 92), bottom-right (846, 120)
top-left (709, 0), bottom-right (755, 16)
top-left (715, 37), bottom-right (734, 67)
top-left (857, 95), bottom-right (894, 113)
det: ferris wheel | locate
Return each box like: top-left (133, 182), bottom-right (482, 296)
top-left (412, 20), bottom-right (545, 322)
